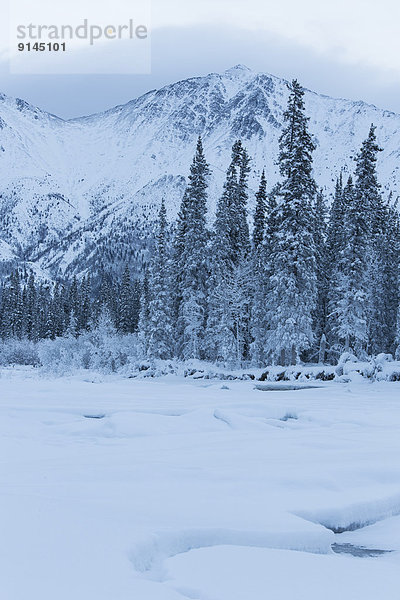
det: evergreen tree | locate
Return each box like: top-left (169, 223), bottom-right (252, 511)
top-left (146, 199), bottom-right (174, 359)
top-left (353, 125), bottom-right (390, 354)
top-left (213, 140), bottom-right (251, 270)
top-left (250, 176), bottom-right (275, 366)
top-left (325, 173), bottom-right (345, 356)
top-left (119, 265), bottom-right (134, 333)
top-left (313, 189), bottom-right (329, 360)
top-left (69, 277), bottom-right (80, 329)
top-left (97, 273), bottom-right (117, 327)
top-left (253, 170), bottom-right (267, 250)
top-left (26, 273), bottom-right (37, 340)
top-left (251, 183), bottom-right (280, 365)
top-left (384, 202), bottom-right (400, 354)
top-left (327, 173), bottom-right (345, 263)
top-left (78, 275), bottom-right (92, 333)
top-left (94, 305), bottom-right (117, 339)
top-left (6, 271), bottom-right (24, 339)
top-left (138, 268), bottom-right (151, 354)
top-left (171, 190), bottom-right (189, 341)
top-left (52, 282), bottom-right (65, 338)
top-left (66, 309), bottom-right (79, 338)
top-left (264, 80), bottom-right (318, 365)
top-left (328, 176), bottom-right (369, 354)
top-left (131, 279), bottom-right (142, 333)
top-left (173, 136), bottom-right (211, 359)
top-left (206, 140), bottom-right (252, 365)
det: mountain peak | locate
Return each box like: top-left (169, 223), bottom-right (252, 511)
top-left (224, 64), bottom-right (252, 76)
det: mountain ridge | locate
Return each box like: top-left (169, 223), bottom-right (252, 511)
top-left (1, 65), bottom-right (399, 280)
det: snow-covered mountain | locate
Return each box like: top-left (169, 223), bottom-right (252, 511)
top-left (1, 64), bottom-right (400, 279)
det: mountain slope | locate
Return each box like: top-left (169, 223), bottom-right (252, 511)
top-left (1, 65), bottom-right (399, 279)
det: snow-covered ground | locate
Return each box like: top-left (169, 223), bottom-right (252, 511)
top-left (1, 368), bottom-right (400, 599)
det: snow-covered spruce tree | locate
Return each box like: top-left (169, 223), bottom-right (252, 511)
top-left (24, 273), bottom-right (37, 341)
top-left (205, 141), bottom-right (252, 365)
top-left (263, 184), bottom-right (280, 259)
top-left (0, 274), bottom-right (12, 338)
top-left (328, 176), bottom-right (369, 355)
top-left (172, 136), bottom-right (210, 360)
top-left (313, 189), bottom-right (329, 361)
top-left (78, 275), bottom-right (92, 333)
top-left (44, 284), bottom-right (54, 340)
top-left (213, 140), bottom-right (251, 266)
top-left (385, 201), bottom-right (400, 355)
top-left (264, 80), bottom-right (318, 366)
top-left (349, 124), bottom-right (397, 355)
top-left (118, 265), bottom-right (134, 334)
top-left (250, 171), bottom-right (268, 365)
top-left (51, 282), bottom-right (68, 339)
top-left (212, 261), bottom-right (252, 366)
top-left (35, 283), bottom-right (50, 339)
top-left (0, 276), bottom-right (14, 338)
top-left (252, 170), bottom-right (267, 251)
top-left (97, 273), bottom-right (118, 328)
top-left (7, 271), bottom-right (23, 339)
top-left (171, 189), bottom-right (189, 346)
top-left (137, 268), bottom-right (151, 353)
top-left (251, 182), bottom-right (282, 366)
top-left (145, 198), bottom-right (174, 359)
top-left (327, 174), bottom-right (345, 254)
top-left (396, 221), bottom-right (400, 358)
top-left (324, 174), bottom-right (345, 355)
top-left (68, 277), bottom-right (80, 332)
top-left (65, 309), bottom-right (78, 338)
top-left (94, 304), bottom-right (117, 340)
top-left (131, 279), bottom-right (142, 333)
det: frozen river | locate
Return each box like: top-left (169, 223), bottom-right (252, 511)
top-left (1, 369), bottom-right (399, 599)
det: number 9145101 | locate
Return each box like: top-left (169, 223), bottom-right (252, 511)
top-left (18, 42), bottom-right (66, 51)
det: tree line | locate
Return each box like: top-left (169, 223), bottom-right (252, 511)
top-left (1, 80), bottom-right (399, 366)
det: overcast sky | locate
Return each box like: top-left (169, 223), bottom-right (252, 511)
top-left (1, 0), bottom-right (399, 118)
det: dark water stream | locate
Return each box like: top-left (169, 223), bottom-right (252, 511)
top-left (255, 384), bottom-right (322, 391)
top-left (332, 543), bottom-right (391, 557)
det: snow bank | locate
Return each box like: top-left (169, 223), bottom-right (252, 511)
top-left (129, 524), bottom-right (334, 578)
top-left (2, 336), bottom-right (400, 383)
top-left (295, 492), bottom-right (400, 533)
